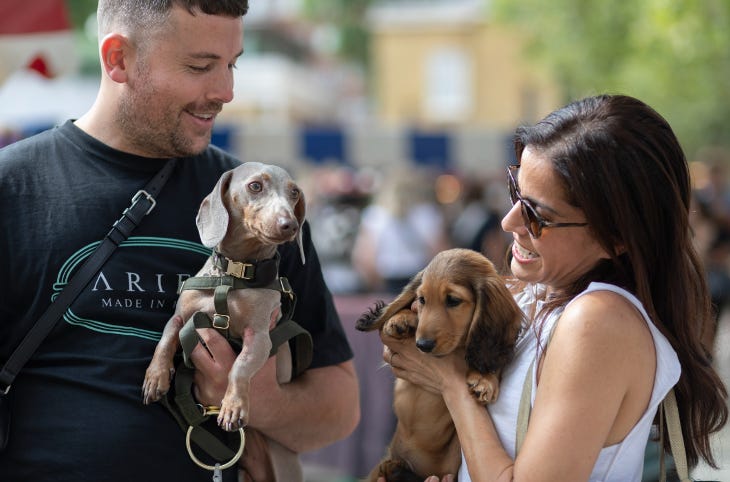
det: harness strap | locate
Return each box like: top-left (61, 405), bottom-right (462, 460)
top-left (162, 318), bottom-right (312, 464)
top-left (268, 319), bottom-right (313, 379)
top-left (159, 365), bottom-right (237, 462)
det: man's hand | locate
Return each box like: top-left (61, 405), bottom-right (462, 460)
top-left (239, 428), bottom-right (275, 481)
top-left (190, 327), bottom-right (236, 406)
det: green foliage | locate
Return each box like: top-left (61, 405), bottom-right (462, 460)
top-left (302, 0), bottom-right (372, 67)
top-left (492, 0), bottom-right (730, 156)
top-left (64, 0), bottom-right (101, 75)
top-left (65, 0), bottom-right (98, 30)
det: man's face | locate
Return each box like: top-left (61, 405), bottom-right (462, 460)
top-left (117, 6), bottom-right (243, 158)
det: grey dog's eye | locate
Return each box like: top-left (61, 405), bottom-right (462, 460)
top-left (445, 295), bottom-right (462, 308)
top-left (290, 187), bottom-right (301, 199)
top-left (248, 181), bottom-right (262, 192)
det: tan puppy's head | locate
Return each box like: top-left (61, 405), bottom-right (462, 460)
top-left (196, 162), bottom-right (307, 263)
top-left (379, 248), bottom-right (522, 370)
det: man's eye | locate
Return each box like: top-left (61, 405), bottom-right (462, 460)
top-left (189, 65), bottom-right (210, 73)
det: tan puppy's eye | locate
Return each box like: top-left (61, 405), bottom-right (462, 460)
top-left (417, 296), bottom-right (425, 306)
top-left (445, 294), bottom-right (462, 308)
top-left (248, 181), bottom-right (262, 193)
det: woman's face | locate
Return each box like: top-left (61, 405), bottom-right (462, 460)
top-left (501, 146), bottom-right (610, 293)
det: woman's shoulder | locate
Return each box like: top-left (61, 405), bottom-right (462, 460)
top-left (559, 286), bottom-right (651, 344)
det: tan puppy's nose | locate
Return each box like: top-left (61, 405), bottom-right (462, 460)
top-left (416, 338), bottom-right (436, 353)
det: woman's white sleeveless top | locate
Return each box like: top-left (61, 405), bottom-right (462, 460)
top-left (458, 282), bottom-right (680, 482)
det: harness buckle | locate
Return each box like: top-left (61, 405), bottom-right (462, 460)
top-left (226, 261), bottom-right (254, 280)
top-left (213, 314), bottom-right (230, 330)
top-left (280, 277), bottom-right (294, 299)
top-left (131, 190), bottom-right (157, 215)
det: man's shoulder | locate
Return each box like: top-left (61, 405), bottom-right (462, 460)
top-left (0, 125), bottom-right (63, 161)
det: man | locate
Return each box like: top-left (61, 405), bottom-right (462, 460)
top-left (0, 2), bottom-right (360, 481)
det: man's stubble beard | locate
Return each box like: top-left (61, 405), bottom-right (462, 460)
top-left (116, 62), bottom-right (208, 158)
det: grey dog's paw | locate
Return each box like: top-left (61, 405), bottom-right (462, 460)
top-left (217, 397), bottom-right (248, 432)
top-left (141, 365), bottom-right (175, 405)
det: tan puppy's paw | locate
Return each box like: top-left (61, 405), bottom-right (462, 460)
top-left (382, 309), bottom-right (418, 339)
top-left (466, 370), bottom-right (500, 405)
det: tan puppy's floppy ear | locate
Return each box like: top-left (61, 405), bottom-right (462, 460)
top-left (465, 270), bottom-right (523, 375)
top-left (196, 170), bottom-right (234, 248)
top-left (379, 270), bottom-right (423, 324)
top-left (295, 191), bottom-right (306, 265)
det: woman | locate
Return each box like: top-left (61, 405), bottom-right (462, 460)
top-left (381, 94), bottom-right (728, 481)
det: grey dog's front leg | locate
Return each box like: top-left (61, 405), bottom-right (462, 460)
top-left (217, 327), bottom-right (273, 431)
top-left (142, 314), bottom-right (184, 404)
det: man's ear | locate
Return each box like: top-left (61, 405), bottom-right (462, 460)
top-left (100, 33), bottom-right (129, 83)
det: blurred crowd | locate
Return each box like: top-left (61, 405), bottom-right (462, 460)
top-left (302, 163), bottom-right (514, 296)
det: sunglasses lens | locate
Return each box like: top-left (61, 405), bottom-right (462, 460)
top-left (509, 167), bottom-right (540, 237)
top-left (508, 174), bottom-right (519, 204)
top-left (521, 202), bottom-right (541, 238)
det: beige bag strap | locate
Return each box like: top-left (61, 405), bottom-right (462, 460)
top-left (515, 359), bottom-right (534, 454)
top-left (659, 388), bottom-right (692, 482)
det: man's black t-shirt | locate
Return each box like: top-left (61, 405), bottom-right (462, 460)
top-left (0, 121), bottom-right (352, 481)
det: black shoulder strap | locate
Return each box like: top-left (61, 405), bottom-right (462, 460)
top-left (0, 159), bottom-right (178, 393)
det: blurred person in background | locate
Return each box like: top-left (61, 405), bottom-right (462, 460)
top-left (380, 94), bottom-right (727, 481)
top-left (0, 1), bottom-right (359, 481)
top-left (351, 168), bottom-right (450, 295)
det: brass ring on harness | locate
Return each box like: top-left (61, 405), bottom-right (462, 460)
top-left (185, 406), bottom-right (245, 471)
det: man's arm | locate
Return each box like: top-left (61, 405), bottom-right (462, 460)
top-left (192, 328), bottom-right (360, 453)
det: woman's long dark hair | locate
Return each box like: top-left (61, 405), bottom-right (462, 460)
top-left (513, 94), bottom-right (728, 467)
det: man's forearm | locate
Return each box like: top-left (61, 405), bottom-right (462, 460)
top-left (249, 359), bottom-right (360, 453)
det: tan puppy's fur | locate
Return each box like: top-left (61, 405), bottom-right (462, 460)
top-left (356, 248), bottom-right (523, 481)
top-left (142, 162), bottom-right (305, 432)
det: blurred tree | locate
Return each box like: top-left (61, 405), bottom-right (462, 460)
top-left (64, 0), bottom-right (99, 75)
top-left (492, 0), bottom-right (730, 155)
top-left (65, 0), bottom-right (97, 30)
top-left (302, 0), bottom-right (372, 67)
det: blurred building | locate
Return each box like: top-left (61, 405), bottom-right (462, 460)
top-left (368, 0), bottom-right (560, 131)
top-left (226, 0), bottom-right (561, 177)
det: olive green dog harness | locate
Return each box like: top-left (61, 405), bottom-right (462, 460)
top-left (161, 252), bottom-right (313, 465)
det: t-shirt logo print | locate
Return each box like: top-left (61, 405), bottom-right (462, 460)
top-left (54, 236), bottom-right (210, 341)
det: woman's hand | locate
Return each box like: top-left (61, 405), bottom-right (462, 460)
top-left (380, 330), bottom-right (468, 397)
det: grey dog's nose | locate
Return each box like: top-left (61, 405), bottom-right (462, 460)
top-left (278, 216), bottom-right (297, 234)
top-left (416, 338), bottom-right (436, 353)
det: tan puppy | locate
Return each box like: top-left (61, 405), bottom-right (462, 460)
top-left (356, 248), bottom-right (523, 481)
top-left (142, 162), bottom-right (305, 432)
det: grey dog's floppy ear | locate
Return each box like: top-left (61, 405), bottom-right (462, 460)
top-left (295, 190), bottom-right (307, 264)
top-left (196, 170), bottom-right (234, 248)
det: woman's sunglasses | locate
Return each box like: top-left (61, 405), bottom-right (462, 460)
top-left (507, 165), bottom-right (588, 238)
